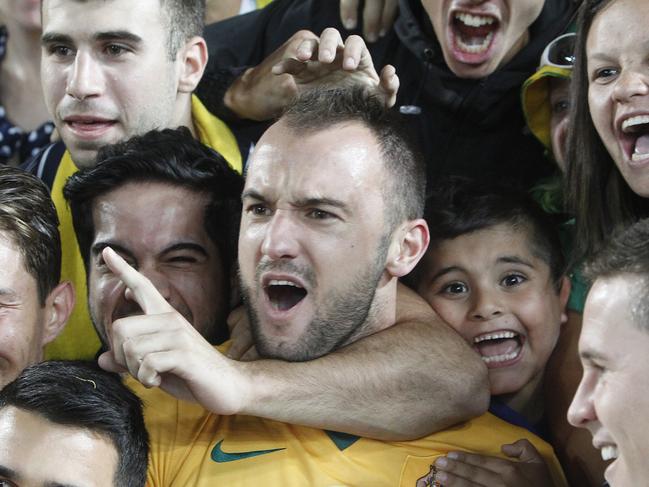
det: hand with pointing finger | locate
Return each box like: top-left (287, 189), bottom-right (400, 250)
top-left (98, 247), bottom-right (252, 415)
top-left (225, 27), bottom-right (398, 121)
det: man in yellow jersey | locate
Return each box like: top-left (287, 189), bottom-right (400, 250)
top-left (65, 124), bottom-right (487, 441)
top-left (0, 167), bottom-right (73, 388)
top-left (24, 0), bottom-right (242, 361)
top-left (97, 88), bottom-right (567, 485)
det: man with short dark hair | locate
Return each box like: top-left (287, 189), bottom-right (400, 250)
top-left (0, 360), bottom-right (149, 487)
top-left (0, 166), bottom-right (73, 388)
top-left (569, 218), bottom-right (649, 487)
top-left (25, 0), bottom-right (243, 361)
top-left (64, 123), bottom-right (483, 442)
top-left (64, 127), bottom-right (243, 346)
top-left (98, 89), bottom-right (565, 485)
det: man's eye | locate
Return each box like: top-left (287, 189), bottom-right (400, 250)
top-left (49, 45), bottom-right (73, 57)
top-left (0, 478), bottom-right (18, 487)
top-left (105, 44), bottom-right (128, 56)
top-left (247, 204), bottom-right (271, 216)
top-left (441, 282), bottom-right (468, 294)
top-left (307, 209), bottom-right (333, 220)
top-left (501, 274), bottom-right (526, 287)
top-left (168, 256), bottom-right (197, 264)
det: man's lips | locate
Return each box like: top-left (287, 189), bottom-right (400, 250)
top-left (63, 115), bottom-right (117, 139)
top-left (260, 273), bottom-right (308, 315)
top-left (448, 8), bottom-right (500, 63)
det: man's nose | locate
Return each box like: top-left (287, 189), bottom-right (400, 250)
top-left (261, 210), bottom-right (300, 260)
top-left (66, 51), bottom-right (104, 101)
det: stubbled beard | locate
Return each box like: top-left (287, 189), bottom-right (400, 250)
top-left (239, 238), bottom-right (389, 361)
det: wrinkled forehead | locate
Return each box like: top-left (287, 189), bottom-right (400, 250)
top-left (245, 121), bottom-right (386, 203)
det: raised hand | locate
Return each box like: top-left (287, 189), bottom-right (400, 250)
top-left (98, 247), bottom-right (251, 415)
top-left (225, 28), bottom-right (398, 121)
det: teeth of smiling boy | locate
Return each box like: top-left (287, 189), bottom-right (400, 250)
top-left (600, 445), bottom-right (619, 461)
top-left (455, 12), bottom-right (495, 27)
top-left (481, 351), bottom-right (519, 364)
top-left (473, 331), bottom-right (516, 344)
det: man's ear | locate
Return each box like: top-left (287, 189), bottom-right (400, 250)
top-left (41, 281), bottom-right (75, 346)
top-left (177, 36), bottom-right (208, 93)
top-left (385, 218), bottom-right (430, 278)
top-left (558, 275), bottom-right (571, 325)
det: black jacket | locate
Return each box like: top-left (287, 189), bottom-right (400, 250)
top-left (198, 0), bottom-right (577, 189)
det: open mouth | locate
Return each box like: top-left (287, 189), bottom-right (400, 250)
top-left (621, 115), bottom-right (649, 164)
top-left (450, 11), bottom-right (499, 57)
top-left (265, 279), bottom-right (307, 312)
top-left (473, 330), bottom-right (523, 365)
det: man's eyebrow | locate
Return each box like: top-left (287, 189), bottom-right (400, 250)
top-left (91, 241), bottom-right (135, 261)
top-left (293, 197), bottom-right (349, 212)
top-left (41, 31), bottom-right (142, 45)
top-left (0, 465), bottom-right (19, 481)
top-left (93, 31), bottom-right (143, 44)
top-left (41, 32), bottom-right (73, 45)
top-left (0, 288), bottom-right (17, 299)
top-left (580, 349), bottom-right (607, 362)
top-left (160, 243), bottom-right (208, 258)
top-left (241, 189), bottom-right (266, 202)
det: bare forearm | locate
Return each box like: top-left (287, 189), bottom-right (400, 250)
top-left (238, 289), bottom-right (489, 440)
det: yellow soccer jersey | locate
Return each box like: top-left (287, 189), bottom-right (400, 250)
top-left (44, 96), bottom-right (242, 360)
top-left (131, 379), bottom-right (568, 487)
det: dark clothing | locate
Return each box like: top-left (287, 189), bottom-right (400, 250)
top-left (198, 0), bottom-right (577, 189)
top-left (0, 27), bottom-right (56, 165)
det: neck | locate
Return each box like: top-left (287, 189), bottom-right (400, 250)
top-left (497, 372), bottom-right (545, 425)
top-left (174, 93), bottom-right (197, 138)
top-left (342, 276), bottom-right (398, 346)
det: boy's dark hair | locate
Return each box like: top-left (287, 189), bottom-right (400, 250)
top-left (63, 127), bottom-right (243, 301)
top-left (0, 360), bottom-right (149, 486)
top-left (280, 86), bottom-right (426, 231)
top-left (414, 177), bottom-right (565, 289)
top-left (584, 218), bottom-right (649, 331)
top-left (566, 0), bottom-right (649, 263)
top-left (0, 166), bottom-right (60, 305)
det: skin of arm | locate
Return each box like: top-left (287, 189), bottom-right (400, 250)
top-left (237, 283), bottom-right (489, 440)
top-left (100, 248), bottom-right (489, 441)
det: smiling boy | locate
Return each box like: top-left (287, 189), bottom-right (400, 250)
top-left (411, 177), bottom-right (570, 484)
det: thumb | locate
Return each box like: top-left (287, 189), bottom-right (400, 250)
top-left (502, 439), bottom-right (544, 463)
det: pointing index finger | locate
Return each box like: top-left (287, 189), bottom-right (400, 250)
top-left (103, 247), bottom-right (173, 315)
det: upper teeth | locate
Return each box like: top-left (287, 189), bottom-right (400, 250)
top-left (268, 280), bottom-right (301, 287)
top-left (474, 331), bottom-right (516, 344)
top-left (601, 445), bottom-right (618, 461)
top-left (622, 115), bottom-right (649, 132)
top-left (455, 12), bottom-right (495, 27)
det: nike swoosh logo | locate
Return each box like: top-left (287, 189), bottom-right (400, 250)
top-left (211, 440), bottom-right (285, 463)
